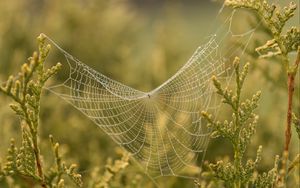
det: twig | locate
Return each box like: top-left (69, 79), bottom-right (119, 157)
top-left (285, 47), bottom-right (300, 152)
top-left (281, 47), bottom-right (300, 184)
top-left (33, 134), bottom-right (46, 188)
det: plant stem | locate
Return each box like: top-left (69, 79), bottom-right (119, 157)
top-left (234, 150), bottom-right (241, 188)
top-left (35, 98), bottom-right (46, 188)
top-left (285, 48), bottom-right (300, 152)
top-left (285, 74), bottom-right (294, 152)
top-left (32, 132), bottom-right (46, 187)
top-left (234, 62), bottom-right (242, 188)
top-left (281, 48), bottom-right (300, 183)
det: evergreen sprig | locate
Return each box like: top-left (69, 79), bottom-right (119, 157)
top-left (0, 34), bottom-right (82, 187)
top-left (89, 152), bottom-right (130, 188)
top-left (224, 0), bottom-right (300, 185)
top-left (46, 135), bottom-right (83, 188)
top-left (225, 1), bottom-right (298, 63)
top-left (202, 58), bottom-right (260, 158)
top-left (201, 58), bottom-right (280, 188)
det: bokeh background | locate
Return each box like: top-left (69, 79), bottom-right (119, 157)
top-left (0, 0), bottom-right (299, 187)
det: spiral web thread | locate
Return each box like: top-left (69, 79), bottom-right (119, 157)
top-left (44, 11), bottom-right (258, 179)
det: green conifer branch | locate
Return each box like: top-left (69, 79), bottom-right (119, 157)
top-left (89, 152), bottom-right (130, 188)
top-left (46, 135), bottom-right (83, 187)
top-left (200, 58), bottom-right (282, 187)
top-left (225, 1), bottom-right (298, 68)
top-left (224, 0), bottom-right (300, 184)
top-left (0, 34), bottom-right (83, 187)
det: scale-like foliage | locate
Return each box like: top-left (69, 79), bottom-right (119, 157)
top-left (222, 1), bottom-right (300, 187)
top-left (0, 34), bottom-right (82, 187)
top-left (1, 139), bottom-right (18, 177)
top-left (17, 126), bottom-right (37, 176)
top-left (200, 58), bottom-right (281, 187)
top-left (89, 153), bottom-right (130, 188)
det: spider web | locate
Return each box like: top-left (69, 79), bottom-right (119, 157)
top-left (44, 10), bottom-right (259, 179)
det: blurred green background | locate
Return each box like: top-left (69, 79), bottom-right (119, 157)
top-left (0, 0), bottom-right (299, 187)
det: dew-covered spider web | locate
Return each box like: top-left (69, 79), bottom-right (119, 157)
top-left (44, 10), bottom-right (260, 179)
